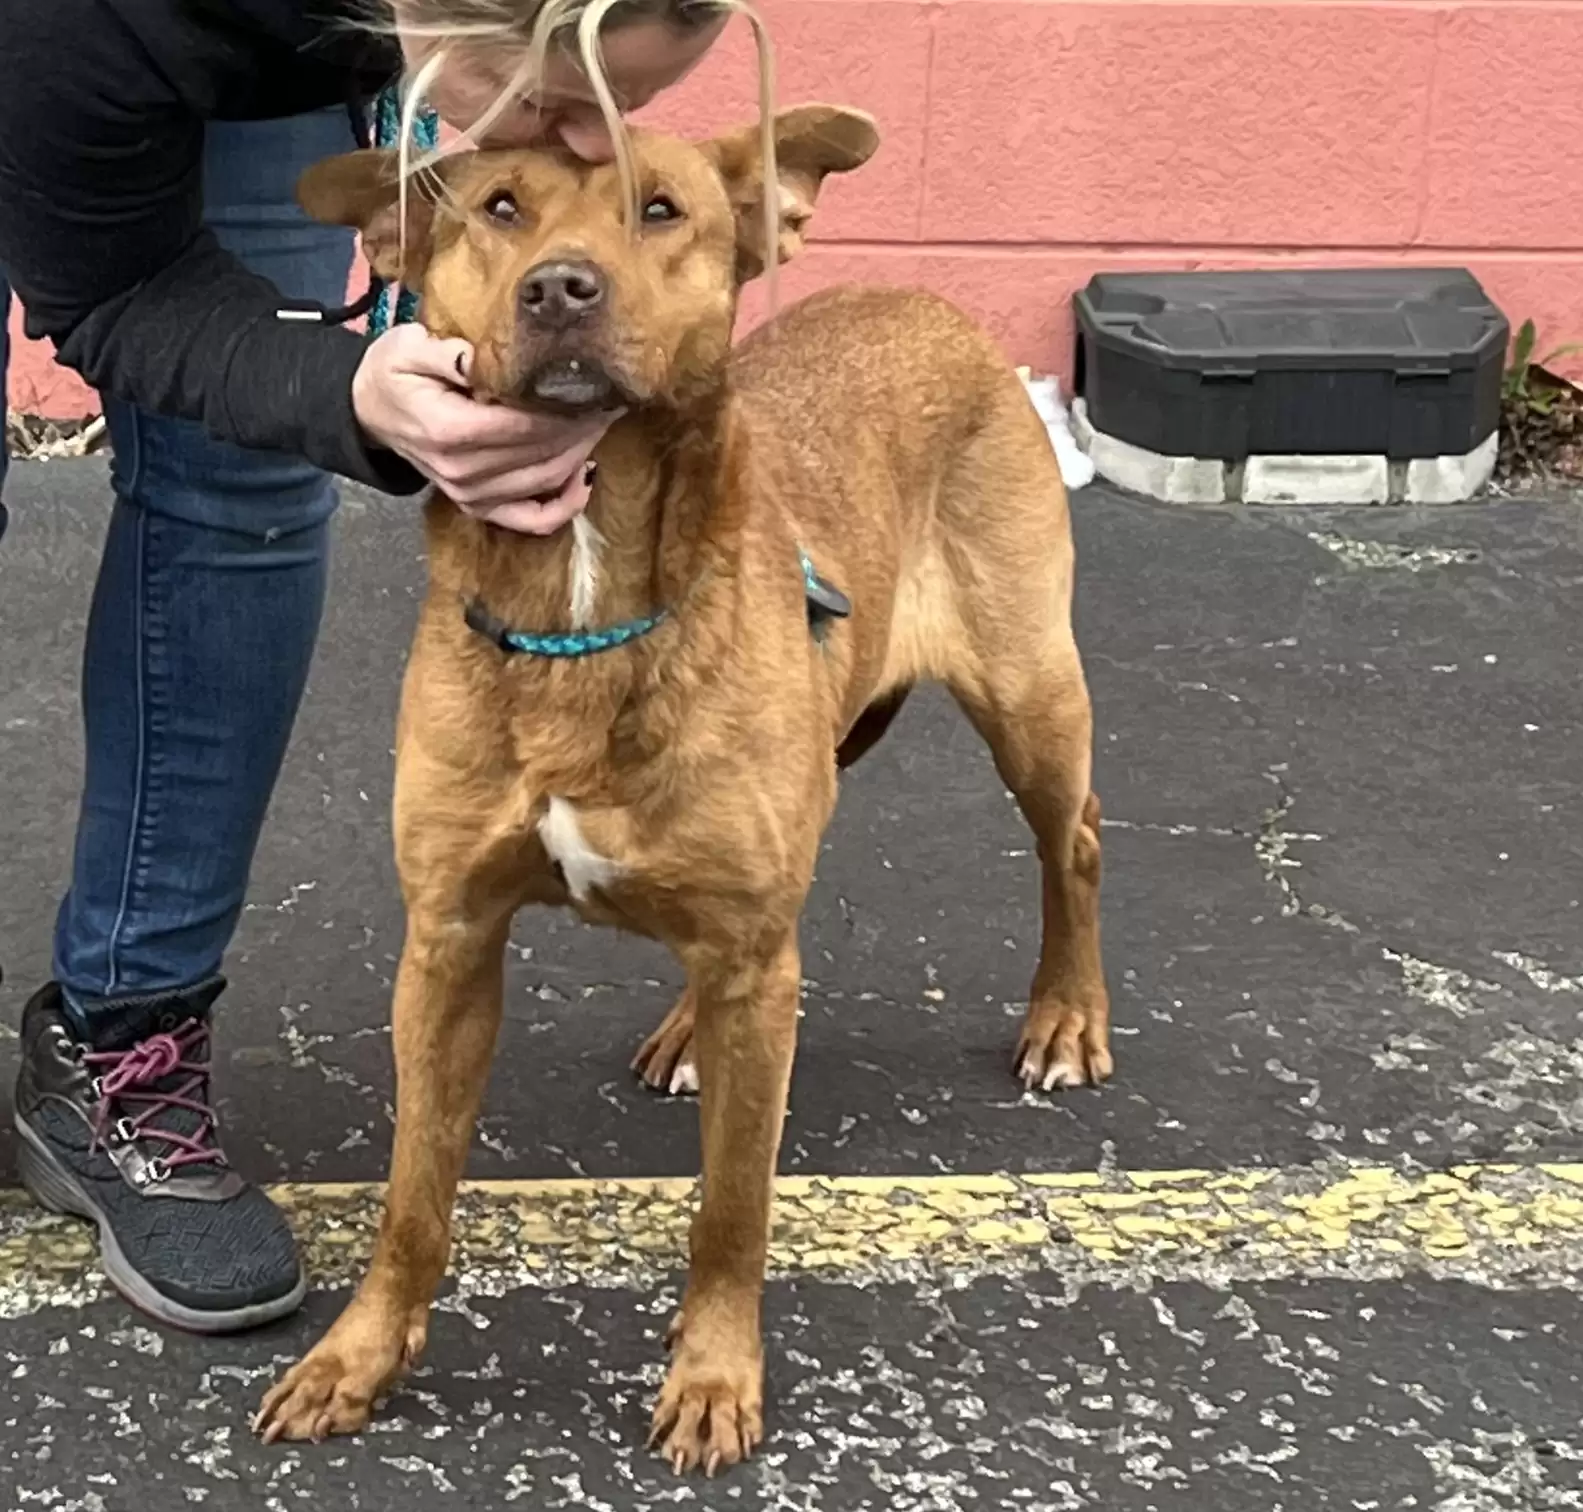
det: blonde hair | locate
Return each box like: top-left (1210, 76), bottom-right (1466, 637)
top-left (387, 0), bottom-right (779, 303)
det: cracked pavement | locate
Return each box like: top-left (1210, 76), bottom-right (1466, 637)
top-left (2, 463), bottom-right (1583, 1508)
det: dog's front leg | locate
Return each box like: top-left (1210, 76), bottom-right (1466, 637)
top-left (255, 906), bottom-right (510, 1442)
top-left (650, 933), bottom-right (801, 1474)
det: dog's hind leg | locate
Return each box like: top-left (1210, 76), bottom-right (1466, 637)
top-left (951, 643), bottom-right (1111, 1091)
top-left (632, 981), bottom-right (699, 1095)
top-left (256, 810), bottom-right (516, 1442)
top-left (649, 929), bottom-right (802, 1473)
top-left (927, 373), bottom-right (1111, 1090)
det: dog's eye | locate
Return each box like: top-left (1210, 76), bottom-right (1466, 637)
top-left (484, 190), bottom-right (521, 226)
top-left (641, 193), bottom-right (682, 225)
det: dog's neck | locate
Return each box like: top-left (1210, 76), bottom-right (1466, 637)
top-left (439, 383), bottom-right (739, 651)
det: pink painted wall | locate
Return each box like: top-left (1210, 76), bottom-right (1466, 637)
top-left (9, 0), bottom-right (1583, 419)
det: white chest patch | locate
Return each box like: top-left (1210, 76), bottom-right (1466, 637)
top-left (568, 515), bottom-right (605, 630)
top-left (539, 797), bottom-right (621, 902)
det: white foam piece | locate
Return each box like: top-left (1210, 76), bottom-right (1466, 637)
top-left (1019, 371), bottom-right (1097, 490)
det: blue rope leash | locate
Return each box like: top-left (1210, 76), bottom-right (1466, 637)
top-left (368, 85), bottom-right (440, 337)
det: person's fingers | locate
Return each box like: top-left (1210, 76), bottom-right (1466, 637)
top-left (391, 330), bottom-right (475, 390)
top-left (556, 111), bottom-right (618, 164)
top-left (457, 469), bottom-right (595, 535)
top-left (356, 326), bottom-right (618, 510)
top-left (421, 441), bottom-right (568, 491)
top-left (402, 380), bottom-right (615, 450)
top-left (514, 480), bottom-right (595, 534)
top-left (443, 447), bottom-right (599, 509)
top-left (410, 411), bottom-right (610, 503)
top-left (428, 398), bottom-right (609, 455)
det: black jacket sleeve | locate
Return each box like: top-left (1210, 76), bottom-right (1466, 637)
top-left (0, 0), bottom-right (424, 494)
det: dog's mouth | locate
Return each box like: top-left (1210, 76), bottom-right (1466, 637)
top-left (519, 356), bottom-right (639, 417)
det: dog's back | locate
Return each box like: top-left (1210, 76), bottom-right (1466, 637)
top-left (728, 284), bottom-right (1076, 701)
top-left (731, 285), bottom-right (1059, 522)
top-left (733, 286), bottom-right (1017, 469)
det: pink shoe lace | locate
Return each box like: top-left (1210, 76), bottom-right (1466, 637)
top-left (85, 1021), bottom-right (227, 1173)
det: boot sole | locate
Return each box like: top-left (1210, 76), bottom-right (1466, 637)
top-left (14, 1115), bottom-right (307, 1335)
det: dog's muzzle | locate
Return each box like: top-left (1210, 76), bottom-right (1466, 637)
top-left (523, 356), bottom-right (627, 414)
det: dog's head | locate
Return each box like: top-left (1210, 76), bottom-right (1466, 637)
top-left (297, 105), bottom-right (878, 415)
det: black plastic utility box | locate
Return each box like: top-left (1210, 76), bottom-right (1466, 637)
top-left (1074, 268), bottom-right (1507, 460)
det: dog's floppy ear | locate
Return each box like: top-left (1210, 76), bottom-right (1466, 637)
top-left (704, 104), bottom-right (879, 281)
top-left (296, 149), bottom-right (446, 285)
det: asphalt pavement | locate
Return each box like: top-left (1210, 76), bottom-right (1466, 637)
top-left (3, 458), bottom-right (1583, 1510)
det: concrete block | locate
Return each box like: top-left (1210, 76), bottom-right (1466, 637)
top-left (1405, 432), bottom-right (1499, 505)
top-left (1072, 402), bottom-right (1226, 505)
top-left (1243, 455), bottom-right (1390, 506)
top-left (1069, 410), bottom-right (1497, 508)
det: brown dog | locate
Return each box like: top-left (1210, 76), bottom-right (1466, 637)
top-left (253, 103), bottom-right (1111, 1472)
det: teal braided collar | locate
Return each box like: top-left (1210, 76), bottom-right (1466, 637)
top-left (464, 598), bottom-right (667, 659)
top-left (463, 549), bottom-right (849, 661)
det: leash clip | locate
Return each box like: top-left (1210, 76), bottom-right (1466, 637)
top-left (800, 551), bottom-right (852, 632)
top-left (463, 598), bottom-right (516, 653)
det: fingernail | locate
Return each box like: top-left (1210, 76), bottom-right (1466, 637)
top-left (454, 352), bottom-right (468, 380)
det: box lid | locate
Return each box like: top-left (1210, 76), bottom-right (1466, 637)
top-left (1075, 268), bottom-right (1508, 375)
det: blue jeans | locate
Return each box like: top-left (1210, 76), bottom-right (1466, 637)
top-left (4, 110), bottom-right (357, 1023)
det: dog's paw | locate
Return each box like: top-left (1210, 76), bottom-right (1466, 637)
top-left (632, 995), bottom-right (699, 1097)
top-left (253, 1353), bottom-right (381, 1444)
top-left (648, 1339), bottom-right (763, 1476)
top-left (1016, 999), bottom-right (1113, 1092)
top-left (253, 1311), bottom-right (421, 1445)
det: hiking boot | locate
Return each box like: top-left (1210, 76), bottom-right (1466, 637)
top-left (13, 979), bottom-right (305, 1332)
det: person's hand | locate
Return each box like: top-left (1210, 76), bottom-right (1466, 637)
top-left (352, 324), bottom-right (619, 534)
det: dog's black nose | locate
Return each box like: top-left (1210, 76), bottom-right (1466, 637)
top-left (521, 260), bottom-right (607, 327)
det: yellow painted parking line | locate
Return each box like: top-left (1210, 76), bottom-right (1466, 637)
top-left (3, 1162), bottom-right (1582, 1319)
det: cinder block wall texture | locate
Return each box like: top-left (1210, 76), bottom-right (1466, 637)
top-left (9, 0), bottom-right (1581, 419)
